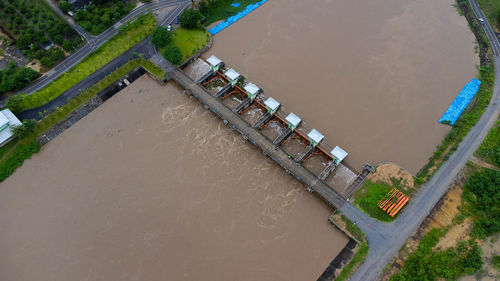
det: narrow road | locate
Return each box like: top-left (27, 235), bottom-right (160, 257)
top-left (342, 1), bottom-right (500, 280)
top-left (16, 1), bottom-right (190, 120)
top-left (0, 0), bottom-right (189, 107)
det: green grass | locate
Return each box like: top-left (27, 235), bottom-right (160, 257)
top-left (341, 214), bottom-right (366, 242)
top-left (353, 180), bottom-right (397, 222)
top-left (475, 117), bottom-right (500, 166)
top-left (170, 28), bottom-right (210, 62)
top-left (202, 0), bottom-right (262, 27)
top-left (14, 14), bottom-right (157, 112)
top-left (478, 0), bottom-right (500, 31)
top-left (335, 243), bottom-right (369, 281)
top-left (0, 58), bottom-right (165, 183)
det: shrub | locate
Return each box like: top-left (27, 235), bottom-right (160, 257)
top-left (11, 119), bottom-right (36, 140)
top-left (40, 56), bottom-right (54, 67)
top-left (179, 8), bottom-right (202, 29)
top-left (162, 45), bottom-right (182, 64)
top-left (150, 26), bottom-right (171, 47)
top-left (6, 94), bottom-right (24, 113)
top-left (0, 141), bottom-right (40, 183)
top-left (59, 0), bottom-right (72, 13)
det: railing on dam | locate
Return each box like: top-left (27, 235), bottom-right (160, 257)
top-left (167, 67), bottom-right (347, 209)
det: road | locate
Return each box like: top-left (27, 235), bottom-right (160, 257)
top-left (16, 0), bottom-right (190, 120)
top-left (341, 1), bottom-right (500, 280)
top-left (0, 0), bottom-right (188, 107)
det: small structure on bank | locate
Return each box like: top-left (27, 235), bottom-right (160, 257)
top-left (0, 109), bottom-right (22, 147)
top-left (224, 68), bottom-right (242, 85)
top-left (377, 188), bottom-right (409, 218)
top-left (244, 83), bottom-right (261, 100)
top-left (253, 97), bottom-right (280, 128)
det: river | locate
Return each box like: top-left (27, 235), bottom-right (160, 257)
top-left (206, 0), bottom-right (478, 174)
top-left (0, 77), bottom-right (347, 281)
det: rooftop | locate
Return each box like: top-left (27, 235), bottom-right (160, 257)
top-left (331, 146), bottom-right (348, 162)
top-left (224, 68), bottom-right (241, 82)
top-left (264, 97), bottom-right (280, 111)
top-left (0, 109), bottom-right (22, 147)
top-left (285, 113), bottom-right (301, 128)
top-left (244, 83), bottom-right (260, 96)
top-left (307, 129), bottom-right (324, 145)
top-left (0, 111), bottom-right (8, 129)
top-left (207, 55), bottom-right (222, 67)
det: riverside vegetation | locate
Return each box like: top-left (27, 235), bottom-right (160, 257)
top-left (6, 14), bottom-right (156, 113)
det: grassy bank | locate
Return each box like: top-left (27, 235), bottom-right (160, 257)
top-left (199, 0), bottom-right (262, 26)
top-left (353, 181), bottom-right (397, 222)
top-left (0, 58), bottom-right (165, 183)
top-left (11, 14), bottom-right (157, 113)
top-left (170, 28), bottom-right (210, 62)
top-left (475, 117), bottom-right (500, 166)
top-left (336, 243), bottom-right (369, 281)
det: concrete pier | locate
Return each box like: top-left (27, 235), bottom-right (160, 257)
top-left (169, 68), bottom-right (346, 209)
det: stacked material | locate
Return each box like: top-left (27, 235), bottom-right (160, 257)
top-left (377, 188), bottom-right (409, 218)
top-left (439, 78), bottom-right (482, 125)
top-left (208, 0), bottom-right (268, 35)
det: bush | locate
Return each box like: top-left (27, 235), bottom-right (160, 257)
top-left (0, 63), bottom-right (39, 94)
top-left (40, 56), bottom-right (54, 67)
top-left (6, 94), bottom-right (24, 113)
top-left (162, 45), bottom-right (182, 64)
top-left (179, 8), bottom-right (202, 29)
top-left (150, 26), bottom-right (172, 47)
top-left (59, 0), bottom-right (72, 13)
top-left (62, 40), bottom-right (74, 52)
top-left (0, 141), bottom-right (40, 183)
top-left (11, 120), bottom-right (36, 140)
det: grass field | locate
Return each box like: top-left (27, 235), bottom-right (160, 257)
top-left (170, 28), bottom-right (210, 62)
top-left (13, 14), bottom-right (157, 112)
top-left (478, 0), bottom-right (500, 30)
top-left (0, 58), bottom-right (165, 183)
top-left (201, 0), bottom-right (262, 26)
top-left (475, 117), bottom-right (500, 166)
top-left (353, 181), bottom-right (398, 222)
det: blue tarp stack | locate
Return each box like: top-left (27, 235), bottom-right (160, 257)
top-left (208, 0), bottom-right (268, 35)
top-left (439, 78), bottom-right (482, 125)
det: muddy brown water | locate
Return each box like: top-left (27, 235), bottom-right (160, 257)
top-left (206, 0), bottom-right (478, 174)
top-left (0, 76), bottom-right (348, 281)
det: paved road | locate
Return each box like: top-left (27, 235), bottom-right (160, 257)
top-left (0, 0), bottom-right (188, 107)
top-left (16, 1), bottom-right (190, 120)
top-left (342, 1), bottom-right (500, 280)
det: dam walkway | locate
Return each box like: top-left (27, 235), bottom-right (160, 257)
top-left (168, 67), bottom-right (347, 209)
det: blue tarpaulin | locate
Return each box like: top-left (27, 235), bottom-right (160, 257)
top-left (209, 0), bottom-right (268, 35)
top-left (439, 78), bottom-right (482, 125)
top-left (231, 3), bottom-right (241, 7)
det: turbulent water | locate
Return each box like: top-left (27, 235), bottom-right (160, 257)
top-left (206, 0), bottom-right (478, 174)
top-left (0, 77), bottom-right (348, 281)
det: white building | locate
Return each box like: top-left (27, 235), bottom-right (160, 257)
top-left (244, 83), bottom-right (260, 100)
top-left (264, 97), bottom-right (280, 114)
top-left (307, 129), bottom-right (324, 147)
top-left (0, 109), bottom-right (22, 147)
top-left (224, 68), bottom-right (242, 85)
top-left (331, 146), bottom-right (348, 165)
top-left (285, 113), bottom-right (301, 130)
top-left (207, 55), bottom-right (223, 71)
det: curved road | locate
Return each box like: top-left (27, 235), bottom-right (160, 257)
top-left (342, 1), bottom-right (500, 280)
top-left (0, 0), bottom-right (188, 107)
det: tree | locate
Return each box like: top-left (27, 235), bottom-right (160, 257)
top-left (59, 0), bottom-right (73, 13)
top-left (62, 40), bottom-right (74, 52)
top-left (12, 119), bottom-right (36, 139)
top-left (6, 94), bottom-right (24, 113)
top-left (162, 45), bottom-right (182, 64)
top-left (150, 26), bottom-right (172, 47)
top-left (179, 8), bottom-right (202, 29)
top-left (40, 57), bottom-right (54, 67)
